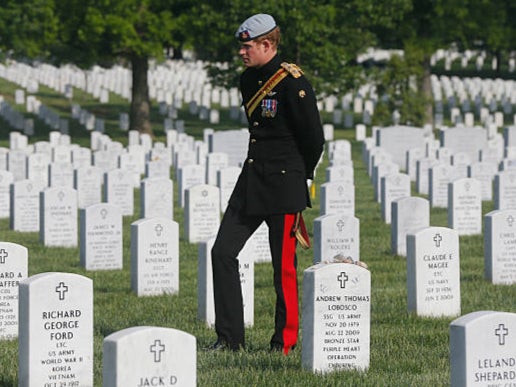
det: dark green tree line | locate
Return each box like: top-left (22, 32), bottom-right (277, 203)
top-left (0, 0), bottom-right (515, 134)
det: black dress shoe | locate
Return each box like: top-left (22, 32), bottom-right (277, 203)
top-left (206, 339), bottom-right (229, 351)
top-left (270, 342), bottom-right (296, 354)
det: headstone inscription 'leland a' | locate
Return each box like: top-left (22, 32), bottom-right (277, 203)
top-left (302, 261), bottom-right (370, 373)
top-left (0, 242), bottom-right (27, 340)
top-left (103, 326), bottom-right (196, 387)
top-left (80, 203), bottom-right (123, 270)
top-left (406, 226), bottom-right (461, 317)
top-left (484, 209), bottom-right (516, 285)
top-left (131, 217), bottom-right (179, 296)
top-left (18, 272), bottom-right (93, 387)
top-left (450, 311), bottom-right (516, 387)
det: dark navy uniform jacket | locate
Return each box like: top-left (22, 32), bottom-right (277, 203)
top-left (228, 54), bottom-right (325, 216)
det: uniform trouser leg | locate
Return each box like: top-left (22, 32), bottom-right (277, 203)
top-left (211, 205), bottom-right (262, 350)
top-left (267, 213), bottom-right (298, 354)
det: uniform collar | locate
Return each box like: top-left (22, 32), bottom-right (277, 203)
top-left (253, 54), bottom-right (282, 77)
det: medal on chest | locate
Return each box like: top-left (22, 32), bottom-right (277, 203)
top-left (261, 98), bottom-right (277, 118)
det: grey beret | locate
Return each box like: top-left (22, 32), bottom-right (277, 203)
top-left (235, 14), bottom-right (277, 42)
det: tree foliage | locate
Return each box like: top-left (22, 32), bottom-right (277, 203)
top-left (0, 0), bottom-right (58, 59)
top-left (0, 0), bottom-right (515, 133)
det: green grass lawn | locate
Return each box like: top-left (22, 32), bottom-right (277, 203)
top-left (0, 76), bottom-right (515, 386)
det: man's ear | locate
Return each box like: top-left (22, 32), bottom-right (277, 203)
top-left (261, 39), bottom-right (272, 52)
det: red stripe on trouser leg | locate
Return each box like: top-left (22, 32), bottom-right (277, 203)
top-left (281, 213), bottom-right (298, 354)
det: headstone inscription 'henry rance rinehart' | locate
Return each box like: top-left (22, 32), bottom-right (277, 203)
top-left (302, 261), bottom-right (370, 373)
top-left (18, 272), bottom-right (93, 387)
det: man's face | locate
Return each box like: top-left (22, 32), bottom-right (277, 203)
top-left (238, 40), bottom-right (267, 68)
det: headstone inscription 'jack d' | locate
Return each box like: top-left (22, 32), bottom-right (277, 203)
top-left (103, 326), bottom-right (196, 387)
top-left (302, 261), bottom-right (370, 373)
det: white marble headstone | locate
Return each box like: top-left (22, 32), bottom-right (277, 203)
top-left (104, 169), bottom-right (134, 216)
top-left (10, 179), bottom-right (45, 232)
top-left (0, 242), bottom-right (27, 340)
top-left (391, 196), bottom-right (430, 256)
top-left (448, 178), bottom-right (482, 236)
top-left (131, 217), bottom-right (179, 296)
top-left (197, 237), bottom-right (216, 326)
top-left (184, 184), bottom-right (220, 243)
top-left (302, 261), bottom-right (370, 373)
top-left (450, 311), bottom-right (516, 387)
top-left (39, 186), bottom-right (78, 247)
top-left (140, 177), bottom-right (173, 220)
top-left (484, 209), bottom-right (516, 285)
top-left (407, 226), bottom-right (461, 317)
top-left (103, 326), bottom-right (196, 387)
top-left (18, 272), bottom-right (93, 387)
top-left (314, 214), bottom-right (360, 264)
top-left (320, 182), bottom-right (355, 216)
top-left (80, 203), bottom-right (123, 270)
top-left (381, 173), bottom-right (410, 224)
top-left (0, 170), bottom-right (14, 218)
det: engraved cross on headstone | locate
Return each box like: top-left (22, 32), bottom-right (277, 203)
top-left (507, 215), bottom-right (514, 227)
top-left (495, 323), bottom-right (509, 345)
top-left (337, 272), bottom-right (349, 288)
top-left (433, 233), bottom-right (442, 247)
top-left (0, 249), bottom-right (8, 264)
top-left (55, 282), bottom-right (69, 301)
top-left (150, 339), bottom-right (166, 362)
top-left (155, 224), bottom-right (163, 237)
top-left (336, 219), bottom-right (345, 232)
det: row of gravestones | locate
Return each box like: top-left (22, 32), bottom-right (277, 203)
top-left (359, 125), bottom-right (516, 284)
top-left (431, 48), bottom-right (516, 73)
top-left (355, 125), bottom-right (516, 386)
top-left (4, 236), bottom-right (515, 385)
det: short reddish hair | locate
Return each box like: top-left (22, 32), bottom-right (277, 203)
top-left (255, 27), bottom-right (281, 49)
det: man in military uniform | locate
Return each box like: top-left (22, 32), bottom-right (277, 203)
top-left (209, 13), bottom-right (325, 354)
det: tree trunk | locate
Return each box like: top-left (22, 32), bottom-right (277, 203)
top-left (130, 55), bottom-right (153, 135)
top-left (421, 54), bottom-right (433, 127)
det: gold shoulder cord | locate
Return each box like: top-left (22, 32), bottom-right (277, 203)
top-left (280, 62), bottom-right (303, 78)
